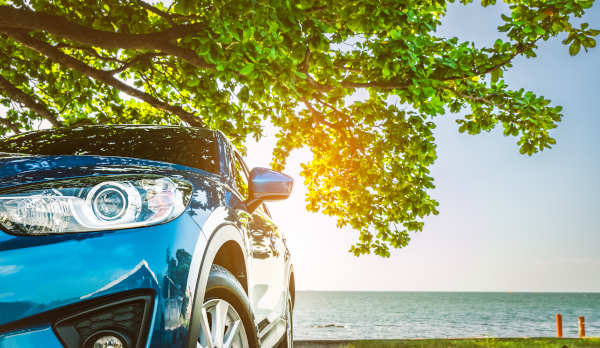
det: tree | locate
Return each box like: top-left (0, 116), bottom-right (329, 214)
top-left (0, 0), bottom-right (597, 256)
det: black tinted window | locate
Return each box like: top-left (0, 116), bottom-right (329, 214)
top-left (0, 125), bottom-right (220, 174)
top-left (231, 154), bottom-right (249, 198)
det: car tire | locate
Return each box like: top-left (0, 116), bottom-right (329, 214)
top-left (278, 292), bottom-right (293, 348)
top-left (196, 264), bottom-right (258, 348)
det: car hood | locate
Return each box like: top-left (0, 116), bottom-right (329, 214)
top-left (0, 152), bottom-right (196, 190)
top-left (0, 152), bottom-right (35, 158)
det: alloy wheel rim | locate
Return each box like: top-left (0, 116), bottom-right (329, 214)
top-left (197, 298), bottom-right (249, 348)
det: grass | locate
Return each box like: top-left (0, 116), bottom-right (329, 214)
top-left (295, 338), bottom-right (600, 348)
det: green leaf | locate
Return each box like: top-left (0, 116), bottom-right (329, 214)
top-left (441, 58), bottom-right (457, 69)
top-left (498, 24), bottom-right (511, 32)
top-left (239, 63), bottom-right (255, 76)
top-left (294, 71), bottom-right (307, 79)
top-left (491, 69), bottom-right (500, 83)
top-left (534, 26), bottom-right (545, 35)
top-left (569, 42), bottom-right (581, 56)
top-left (382, 65), bottom-right (391, 78)
top-left (187, 79), bottom-right (199, 87)
top-left (587, 39), bottom-right (596, 48)
top-left (389, 29), bottom-right (402, 40)
top-left (242, 27), bottom-right (254, 42)
top-left (423, 87), bottom-right (435, 98)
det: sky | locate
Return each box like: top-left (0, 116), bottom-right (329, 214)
top-left (245, 2), bottom-right (600, 292)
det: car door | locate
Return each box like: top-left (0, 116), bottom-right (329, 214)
top-left (229, 152), bottom-right (286, 330)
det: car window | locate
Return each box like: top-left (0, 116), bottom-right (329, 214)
top-left (230, 153), bottom-right (271, 216)
top-left (231, 154), bottom-right (249, 199)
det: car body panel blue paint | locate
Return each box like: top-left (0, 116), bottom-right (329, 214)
top-left (0, 154), bottom-right (219, 190)
top-left (0, 326), bottom-right (64, 348)
top-left (0, 126), bottom-right (293, 348)
top-left (0, 214), bottom-right (207, 346)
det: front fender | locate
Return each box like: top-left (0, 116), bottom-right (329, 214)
top-left (185, 222), bottom-right (253, 348)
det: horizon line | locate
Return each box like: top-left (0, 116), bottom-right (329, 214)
top-left (296, 289), bottom-right (600, 293)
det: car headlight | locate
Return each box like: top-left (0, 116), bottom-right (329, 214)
top-left (0, 175), bottom-right (192, 235)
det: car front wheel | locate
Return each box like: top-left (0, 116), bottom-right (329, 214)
top-left (197, 265), bottom-right (258, 348)
top-left (278, 293), bottom-right (293, 348)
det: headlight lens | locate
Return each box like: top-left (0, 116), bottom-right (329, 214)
top-left (0, 175), bottom-right (192, 235)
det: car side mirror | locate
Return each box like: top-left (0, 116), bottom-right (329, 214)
top-left (245, 167), bottom-right (293, 212)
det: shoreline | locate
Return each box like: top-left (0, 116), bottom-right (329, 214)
top-left (294, 337), bottom-right (600, 347)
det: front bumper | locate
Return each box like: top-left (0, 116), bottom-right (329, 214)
top-left (0, 326), bottom-right (63, 348)
top-left (0, 213), bottom-right (207, 347)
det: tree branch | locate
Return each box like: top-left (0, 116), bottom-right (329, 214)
top-left (1, 29), bottom-right (204, 127)
top-left (309, 40), bottom-right (540, 92)
top-left (302, 98), bottom-right (368, 156)
top-left (304, 6), bottom-right (327, 13)
top-left (342, 80), bottom-right (411, 89)
top-left (443, 85), bottom-right (503, 109)
top-left (0, 5), bottom-right (528, 95)
top-left (313, 96), bottom-right (351, 121)
top-left (0, 74), bottom-right (61, 127)
top-left (297, 46), bottom-right (412, 91)
top-left (302, 98), bottom-right (338, 129)
top-left (0, 5), bottom-right (203, 43)
top-left (138, 0), bottom-right (203, 23)
top-left (440, 40), bottom-right (540, 81)
top-left (138, 0), bottom-right (176, 24)
top-left (107, 52), bottom-right (163, 74)
top-left (0, 5), bottom-right (215, 70)
top-left (0, 117), bottom-right (21, 134)
top-left (55, 42), bottom-right (123, 63)
top-left (308, 77), bottom-right (412, 91)
top-left (298, 47), bottom-right (310, 74)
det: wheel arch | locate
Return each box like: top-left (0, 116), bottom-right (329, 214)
top-left (212, 240), bottom-right (248, 294)
top-left (186, 223), bottom-right (253, 348)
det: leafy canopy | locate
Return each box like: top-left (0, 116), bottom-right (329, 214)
top-left (0, 0), bottom-right (597, 256)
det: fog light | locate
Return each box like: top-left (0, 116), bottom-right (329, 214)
top-left (92, 334), bottom-right (125, 348)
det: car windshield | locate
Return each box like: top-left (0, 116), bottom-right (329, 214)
top-left (0, 125), bottom-right (220, 174)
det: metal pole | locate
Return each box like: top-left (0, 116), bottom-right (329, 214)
top-left (556, 314), bottom-right (563, 338)
top-left (579, 316), bottom-right (585, 338)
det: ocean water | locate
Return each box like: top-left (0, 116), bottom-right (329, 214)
top-left (293, 291), bottom-right (600, 340)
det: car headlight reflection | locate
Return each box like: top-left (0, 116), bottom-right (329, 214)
top-left (88, 181), bottom-right (141, 223)
top-left (0, 175), bottom-right (192, 235)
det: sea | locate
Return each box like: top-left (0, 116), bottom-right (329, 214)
top-left (293, 291), bottom-right (600, 340)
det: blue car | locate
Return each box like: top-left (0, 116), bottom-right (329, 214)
top-left (0, 125), bottom-right (295, 348)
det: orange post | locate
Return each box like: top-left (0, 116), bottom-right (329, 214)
top-left (579, 316), bottom-right (585, 338)
top-left (556, 314), bottom-right (563, 338)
